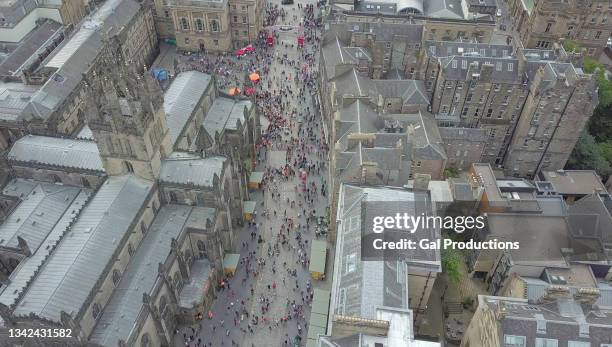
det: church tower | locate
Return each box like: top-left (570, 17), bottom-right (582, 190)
top-left (85, 44), bottom-right (172, 181)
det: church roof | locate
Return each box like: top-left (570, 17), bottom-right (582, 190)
top-left (160, 152), bottom-right (227, 187)
top-left (7, 135), bottom-right (104, 172)
top-left (12, 175), bottom-right (153, 322)
top-left (164, 71), bottom-right (213, 146)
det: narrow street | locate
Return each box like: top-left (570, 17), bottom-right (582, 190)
top-left (175, 0), bottom-right (328, 346)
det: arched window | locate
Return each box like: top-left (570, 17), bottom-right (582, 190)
top-left (112, 269), bottom-right (121, 286)
top-left (124, 161), bottom-right (134, 173)
top-left (140, 333), bottom-right (151, 347)
top-left (51, 174), bottom-right (61, 183)
top-left (181, 17), bottom-right (189, 30)
top-left (185, 249), bottom-right (193, 266)
top-left (197, 240), bottom-right (206, 258)
top-left (128, 243), bottom-right (134, 257)
top-left (196, 18), bottom-right (204, 31)
top-left (173, 272), bottom-right (183, 292)
top-left (159, 295), bottom-right (168, 318)
top-left (92, 303), bottom-right (101, 319)
top-left (81, 177), bottom-right (91, 188)
top-left (140, 221), bottom-right (147, 234)
top-left (169, 191), bottom-right (177, 203)
top-left (210, 19), bottom-right (219, 32)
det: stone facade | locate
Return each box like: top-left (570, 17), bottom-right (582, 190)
top-left (509, 0), bottom-right (612, 57)
top-left (153, 0), bottom-right (263, 52)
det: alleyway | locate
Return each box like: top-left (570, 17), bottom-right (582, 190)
top-left (174, 1), bottom-right (328, 346)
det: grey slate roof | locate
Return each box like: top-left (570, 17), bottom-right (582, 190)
top-left (424, 0), bottom-right (466, 19)
top-left (13, 175), bottom-right (153, 321)
top-left (385, 112), bottom-right (446, 160)
top-left (179, 259), bottom-right (213, 309)
top-left (0, 180), bottom-right (82, 251)
top-left (202, 97), bottom-right (252, 143)
top-left (440, 55), bottom-right (521, 83)
top-left (22, 0), bottom-right (142, 121)
top-left (425, 41), bottom-right (513, 59)
top-left (90, 204), bottom-right (213, 346)
top-left (0, 82), bottom-right (39, 122)
top-left (164, 71), bottom-right (213, 146)
top-left (160, 152), bottom-right (226, 187)
top-left (0, 180), bottom-right (91, 309)
top-left (7, 135), bottom-right (104, 172)
top-left (332, 184), bottom-right (441, 320)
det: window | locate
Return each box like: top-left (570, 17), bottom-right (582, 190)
top-left (535, 338), bottom-right (558, 347)
top-left (504, 335), bottom-right (526, 347)
top-left (233, 15), bottom-right (238, 22)
top-left (242, 16), bottom-right (247, 24)
top-left (164, 10), bottom-right (169, 17)
top-left (141, 333), bottom-right (151, 347)
top-left (496, 62), bottom-right (502, 71)
top-left (140, 221), bottom-right (147, 234)
top-left (567, 342), bottom-right (590, 347)
top-left (112, 269), bottom-right (121, 286)
top-left (184, 37), bottom-right (189, 44)
top-left (196, 18), bottom-right (204, 31)
top-left (210, 19), bottom-right (220, 32)
top-left (180, 17), bottom-right (189, 30)
top-left (508, 63), bottom-right (513, 71)
top-left (128, 243), bottom-right (134, 256)
top-left (345, 253), bottom-right (356, 274)
top-left (545, 23), bottom-right (552, 32)
top-left (595, 31), bottom-right (602, 39)
top-left (486, 108), bottom-right (493, 117)
top-left (173, 272), bottom-right (184, 292)
top-left (461, 60), bottom-right (467, 69)
top-left (416, 161), bottom-right (422, 167)
top-left (92, 303), bottom-right (101, 319)
top-left (213, 39), bottom-right (219, 46)
top-left (124, 161), bottom-right (134, 173)
top-left (197, 240), bottom-right (207, 258)
top-left (81, 177), bottom-right (90, 188)
top-left (452, 60), bottom-right (458, 68)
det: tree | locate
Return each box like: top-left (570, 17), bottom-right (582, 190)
top-left (444, 165), bottom-right (460, 178)
top-left (563, 40), bottom-right (581, 53)
top-left (441, 247), bottom-right (463, 283)
top-left (567, 130), bottom-right (612, 178)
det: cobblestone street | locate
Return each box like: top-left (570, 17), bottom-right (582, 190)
top-left (174, 0), bottom-right (327, 346)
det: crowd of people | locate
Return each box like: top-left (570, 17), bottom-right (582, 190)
top-left (175, 1), bottom-right (327, 346)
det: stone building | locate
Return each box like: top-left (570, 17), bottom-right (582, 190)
top-left (462, 294), bottom-right (612, 347)
top-left (11, 0), bottom-right (158, 141)
top-left (504, 60), bottom-right (598, 178)
top-left (508, 0), bottom-right (612, 58)
top-left (153, 0), bottom-right (263, 52)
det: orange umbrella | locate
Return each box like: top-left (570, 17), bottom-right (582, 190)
top-left (249, 73), bottom-right (260, 82)
top-left (229, 87), bottom-right (240, 96)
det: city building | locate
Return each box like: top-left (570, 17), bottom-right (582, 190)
top-left (318, 183), bottom-right (441, 346)
top-left (152, 0), bottom-right (263, 52)
top-left (462, 294), bottom-right (612, 347)
top-left (508, 0), bottom-right (612, 57)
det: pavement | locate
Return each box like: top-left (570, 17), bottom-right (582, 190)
top-left (174, 1), bottom-right (328, 346)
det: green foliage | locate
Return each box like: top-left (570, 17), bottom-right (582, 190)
top-left (563, 40), bottom-right (581, 53)
top-left (583, 57), bottom-right (603, 74)
top-left (588, 104), bottom-right (612, 141)
top-left (567, 130), bottom-right (612, 178)
top-left (441, 247), bottom-right (463, 284)
top-left (597, 78), bottom-right (612, 107)
top-left (444, 165), bottom-right (460, 178)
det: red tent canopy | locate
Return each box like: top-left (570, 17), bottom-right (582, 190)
top-left (236, 49), bottom-right (245, 56)
top-left (267, 36), bottom-right (274, 46)
top-left (245, 87), bottom-right (255, 96)
top-left (245, 44), bottom-right (254, 52)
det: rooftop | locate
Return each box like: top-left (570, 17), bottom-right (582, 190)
top-left (90, 204), bottom-right (214, 346)
top-left (202, 97), bottom-right (252, 143)
top-left (0, 179), bottom-right (85, 252)
top-left (163, 71), bottom-right (213, 146)
top-left (160, 152), bottom-right (226, 187)
top-left (13, 175), bottom-right (153, 321)
top-left (541, 170), bottom-right (607, 196)
top-left (7, 135), bottom-right (104, 172)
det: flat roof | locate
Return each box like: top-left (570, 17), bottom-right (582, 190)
top-left (542, 170), bottom-right (607, 196)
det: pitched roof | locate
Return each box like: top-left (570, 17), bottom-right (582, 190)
top-left (164, 71), bottom-right (213, 146)
top-left (13, 175), bottom-right (153, 321)
top-left (8, 135), bottom-right (104, 172)
top-left (90, 205), bottom-right (214, 345)
top-left (160, 152), bottom-right (226, 187)
top-left (202, 97), bottom-right (252, 143)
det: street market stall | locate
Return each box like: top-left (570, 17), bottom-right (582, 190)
top-left (222, 253), bottom-right (240, 276)
top-left (306, 288), bottom-right (330, 346)
top-left (243, 200), bottom-right (257, 221)
top-left (309, 239), bottom-right (327, 280)
top-left (248, 171), bottom-right (264, 189)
